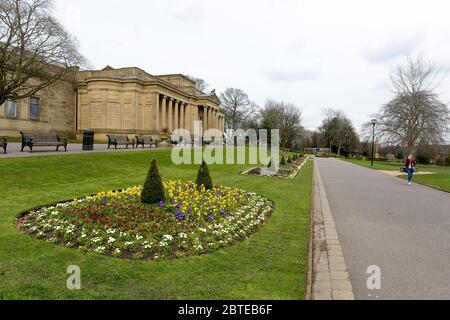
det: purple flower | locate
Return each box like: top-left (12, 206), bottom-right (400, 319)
top-left (208, 214), bottom-right (215, 220)
top-left (219, 210), bottom-right (226, 217)
top-left (101, 198), bottom-right (107, 205)
top-left (159, 201), bottom-right (165, 208)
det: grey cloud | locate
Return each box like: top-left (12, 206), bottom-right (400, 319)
top-left (364, 36), bottom-right (422, 63)
top-left (262, 68), bottom-right (318, 82)
top-left (169, 3), bottom-right (205, 22)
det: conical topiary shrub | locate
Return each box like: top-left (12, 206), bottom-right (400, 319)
top-left (196, 161), bottom-right (213, 190)
top-left (280, 156), bottom-right (286, 165)
top-left (141, 159), bottom-right (165, 204)
top-left (288, 156), bottom-right (293, 164)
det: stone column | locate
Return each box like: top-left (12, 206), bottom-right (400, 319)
top-left (185, 103), bottom-right (191, 132)
top-left (174, 100), bottom-right (179, 130)
top-left (168, 98), bottom-right (174, 132)
top-left (216, 110), bottom-right (220, 130)
top-left (161, 95), bottom-right (167, 131)
top-left (180, 103), bottom-right (185, 129)
top-left (203, 106), bottom-right (208, 132)
top-left (156, 93), bottom-right (160, 132)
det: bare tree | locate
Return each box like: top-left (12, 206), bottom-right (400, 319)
top-left (220, 88), bottom-right (258, 130)
top-left (260, 99), bottom-right (303, 149)
top-left (0, 0), bottom-right (86, 105)
top-left (186, 75), bottom-right (209, 93)
top-left (320, 108), bottom-right (358, 155)
top-left (367, 57), bottom-right (450, 156)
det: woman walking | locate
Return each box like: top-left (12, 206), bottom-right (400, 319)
top-left (405, 154), bottom-right (416, 185)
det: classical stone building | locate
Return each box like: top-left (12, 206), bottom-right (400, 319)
top-left (0, 66), bottom-right (225, 140)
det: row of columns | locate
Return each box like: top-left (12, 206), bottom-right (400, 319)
top-left (156, 94), bottom-right (225, 134)
top-left (203, 106), bottom-right (225, 133)
top-left (157, 95), bottom-right (191, 133)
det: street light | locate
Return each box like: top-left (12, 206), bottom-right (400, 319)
top-left (371, 119), bottom-right (377, 167)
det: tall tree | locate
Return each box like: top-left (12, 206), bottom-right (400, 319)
top-left (367, 57), bottom-right (450, 156)
top-left (220, 88), bottom-right (258, 130)
top-left (0, 0), bottom-right (86, 106)
top-left (259, 99), bottom-right (303, 149)
top-left (319, 108), bottom-right (358, 155)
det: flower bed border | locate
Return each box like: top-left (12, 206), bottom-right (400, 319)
top-left (16, 184), bottom-right (275, 262)
top-left (241, 157), bottom-right (310, 179)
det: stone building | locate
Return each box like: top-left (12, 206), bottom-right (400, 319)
top-left (0, 66), bottom-right (225, 140)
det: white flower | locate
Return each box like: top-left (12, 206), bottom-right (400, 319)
top-left (94, 246), bottom-right (106, 253)
top-left (108, 237), bottom-right (116, 244)
top-left (162, 235), bottom-right (174, 242)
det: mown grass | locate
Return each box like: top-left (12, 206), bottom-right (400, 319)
top-left (0, 148), bottom-right (312, 299)
top-left (346, 159), bottom-right (450, 192)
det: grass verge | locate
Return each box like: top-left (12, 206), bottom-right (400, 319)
top-left (0, 148), bottom-right (312, 299)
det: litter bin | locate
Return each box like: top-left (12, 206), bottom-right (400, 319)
top-left (82, 130), bottom-right (94, 151)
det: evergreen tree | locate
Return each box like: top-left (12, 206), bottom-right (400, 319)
top-left (196, 161), bottom-right (213, 190)
top-left (288, 156), bottom-right (293, 163)
top-left (141, 159), bottom-right (165, 204)
top-left (280, 156), bottom-right (286, 165)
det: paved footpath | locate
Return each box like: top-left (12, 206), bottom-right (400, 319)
top-left (0, 142), bottom-right (161, 158)
top-left (315, 158), bottom-right (450, 300)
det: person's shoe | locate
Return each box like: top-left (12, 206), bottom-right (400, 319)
top-left (408, 182), bottom-right (412, 186)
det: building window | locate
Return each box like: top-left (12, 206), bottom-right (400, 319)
top-left (6, 99), bottom-right (17, 118)
top-left (29, 97), bottom-right (40, 120)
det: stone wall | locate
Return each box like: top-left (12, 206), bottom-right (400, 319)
top-left (0, 77), bottom-right (76, 137)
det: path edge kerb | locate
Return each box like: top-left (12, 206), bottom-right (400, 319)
top-left (310, 158), bottom-right (355, 300)
top-left (305, 159), bottom-right (315, 300)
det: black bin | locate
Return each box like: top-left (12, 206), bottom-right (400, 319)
top-left (82, 130), bottom-right (94, 151)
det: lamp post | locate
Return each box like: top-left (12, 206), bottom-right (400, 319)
top-left (371, 119), bottom-right (377, 167)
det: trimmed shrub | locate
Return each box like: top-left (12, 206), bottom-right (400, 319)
top-left (141, 159), bottom-right (165, 204)
top-left (287, 156), bottom-right (293, 164)
top-left (196, 161), bottom-right (213, 190)
top-left (267, 160), bottom-right (272, 168)
top-left (280, 156), bottom-right (286, 165)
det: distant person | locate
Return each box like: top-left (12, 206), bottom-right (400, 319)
top-left (405, 154), bottom-right (416, 186)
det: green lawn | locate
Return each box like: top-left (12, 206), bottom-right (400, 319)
top-left (0, 148), bottom-right (312, 299)
top-left (346, 159), bottom-right (450, 192)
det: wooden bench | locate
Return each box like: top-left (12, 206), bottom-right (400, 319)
top-left (0, 137), bottom-right (7, 154)
top-left (20, 132), bottom-right (67, 153)
top-left (135, 135), bottom-right (158, 149)
top-left (107, 135), bottom-right (135, 149)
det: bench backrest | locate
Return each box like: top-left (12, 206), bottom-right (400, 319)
top-left (108, 135), bottom-right (130, 143)
top-left (21, 132), bottom-right (60, 142)
top-left (136, 135), bottom-right (154, 143)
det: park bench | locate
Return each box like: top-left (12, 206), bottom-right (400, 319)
top-left (20, 132), bottom-right (67, 153)
top-left (107, 134), bottom-right (135, 149)
top-left (1, 137), bottom-right (7, 154)
top-left (135, 135), bottom-right (158, 149)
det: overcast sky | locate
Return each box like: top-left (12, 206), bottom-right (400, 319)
top-left (54, 0), bottom-right (450, 133)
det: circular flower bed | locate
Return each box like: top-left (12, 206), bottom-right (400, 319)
top-left (17, 181), bottom-right (273, 261)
